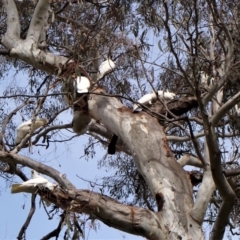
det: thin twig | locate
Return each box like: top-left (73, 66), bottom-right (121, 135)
top-left (40, 211), bottom-right (66, 240)
top-left (17, 194), bottom-right (37, 240)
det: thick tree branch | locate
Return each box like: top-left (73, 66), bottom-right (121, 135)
top-left (225, 168), bottom-right (240, 177)
top-left (177, 155), bottom-right (203, 168)
top-left (45, 188), bottom-right (164, 239)
top-left (27, 0), bottom-right (50, 43)
top-left (191, 167), bottom-right (215, 224)
top-left (207, 125), bottom-right (236, 239)
top-left (211, 91), bottom-right (240, 126)
top-left (0, 151), bottom-right (75, 190)
top-left (151, 96), bottom-right (198, 118)
top-left (2, 0), bottom-right (20, 49)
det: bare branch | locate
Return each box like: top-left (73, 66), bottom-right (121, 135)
top-left (177, 155), bottom-right (203, 168)
top-left (0, 151), bottom-right (75, 190)
top-left (17, 194), bottom-right (37, 240)
top-left (167, 131), bottom-right (205, 142)
top-left (40, 211), bottom-right (66, 240)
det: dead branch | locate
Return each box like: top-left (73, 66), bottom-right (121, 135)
top-left (17, 194), bottom-right (37, 240)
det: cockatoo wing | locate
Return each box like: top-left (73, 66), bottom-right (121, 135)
top-left (98, 58), bottom-right (115, 80)
top-left (76, 76), bottom-right (91, 93)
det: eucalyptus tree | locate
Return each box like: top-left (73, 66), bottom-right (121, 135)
top-left (1, 0), bottom-right (240, 239)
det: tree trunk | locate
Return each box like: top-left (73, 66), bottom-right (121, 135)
top-left (88, 91), bottom-right (204, 239)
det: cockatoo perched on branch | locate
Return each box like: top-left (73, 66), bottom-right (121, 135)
top-left (11, 170), bottom-right (55, 194)
top-left (235, 104), bottom-right (240, 115)
top-left (97, 58), bottom-right (116, 80)
top-left (74, 76), bottom-right (91, 94)
top-left (15, 118), bottom-right (47, 144)
top-left (133, 90), bottom-right (176, 111)
top-left (199, 71), bottom-right (214, 87)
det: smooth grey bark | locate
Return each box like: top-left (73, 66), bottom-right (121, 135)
top-left (88, 92), bottom-right (203, 239)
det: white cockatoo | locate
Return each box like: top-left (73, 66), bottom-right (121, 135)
top-left (15, 118), bottom-right (47, 144)
top-left (75, 76), bottom-right (91, 93)
top-left (11, 170), bottom-right (55, 194)
top-left (200, 71), bottom-right (214, 87)
top-left (133, 90), bottom-right (176, 111)
top-left (97, 58), bottom-right (116, 80)
top-left (235, 104), bottom-right (240, 115)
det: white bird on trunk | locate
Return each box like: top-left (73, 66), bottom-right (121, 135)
top-left (235, 104), bottom-right (240, 115)
top-left (133, 90), bottom-right (176, 111)
top-left (97, 58), bottom-right (115, 80)
top-left (11, 170), bottom-right (55, 194)
top-left (199, 71), bottom-right (214, 87)
top-left (75, 76), bottom-right (91, 93)
top-left (15, 118), bottom-right (47, 144)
